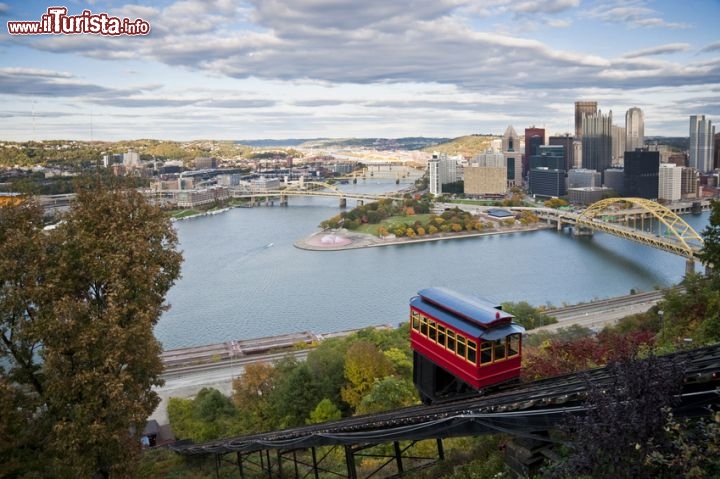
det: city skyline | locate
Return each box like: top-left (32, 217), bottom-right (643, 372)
top-left (1, 0), bottom-right (719, 142)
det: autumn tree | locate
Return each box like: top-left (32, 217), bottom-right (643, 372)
top-left (0, 178), bottom-right (182, 478)
top-left (341, 341), bottom-right (393, 410)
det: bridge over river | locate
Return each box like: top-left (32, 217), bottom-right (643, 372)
top-left (231, 180), bottom-right (412, 208)
top-left (519, 197), bottom-right (706, 275)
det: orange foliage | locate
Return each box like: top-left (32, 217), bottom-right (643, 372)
top-left (522, 329), bottom-right (655, 381)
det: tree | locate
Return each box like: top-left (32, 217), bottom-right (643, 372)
top-left (307, 399), bottom-right (342, 424)
top-left (355, 377), bottom-right (418, 415)
top-left (501, 301), bottom-right (557, 330)
top-left (232, 361), bottom-right (277, 430)
top-left (0, 178), bottom-right (182, 478)
top-left (341, 341), bottom-right (393, 410)
top-left (168, 388), bottom-right (239, 442)
top-left (543, 354), bottom-right (684, 479)
top-left (698, 199), bottom-right (720, 278)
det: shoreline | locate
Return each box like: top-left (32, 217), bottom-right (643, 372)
top-left (294, 222), bottom-right (555, 251)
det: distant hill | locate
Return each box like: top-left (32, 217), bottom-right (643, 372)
top-left (298, 137), bottom-right (449, 150)
top-left (422, 134), bottom-right (498, 158)
top-left (645, 136), bottom-right (688, 152)
top-left (235, 139), bottom-right (325, 147)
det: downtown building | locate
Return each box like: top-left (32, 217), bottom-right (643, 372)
top-left (464, 150), bottom-right (506, 196)
top-left (581, 110), bottom-right (613, 174)
top-left (523, 127), bottom-right (545, 178)
top-left (658, 164), bottom-right (682, 202)
top-left (428, 152), bottom-right (460, 196)
top-left (548, 133), bottom-right (574, 171)
top-left (625, 107), bottom-right (645, 152)
top-left (624, 149), bottom-right (659, 199)
top-left (502, 125), bottom-right (523, 187)
top-left (574, 101), bottom-right (597, 139)
top-left (528, 145), bottom-right (566, 197)
top-left (689, 115), bottom-right (715, 172)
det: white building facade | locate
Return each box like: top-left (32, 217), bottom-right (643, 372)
top-left (428, 152), bottom-right (460, 196)
top-left (658, 164), bottom-right (682, 202)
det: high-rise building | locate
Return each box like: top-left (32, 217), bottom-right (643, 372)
top-left (625, 107), bottom-right (645, 152)
top-left (658, 164), bottom-right (682, 202)
top-left (581, 110), bottom-right (613, 173)
top-left (502, 125), bottom-right (523, 187)
top-left (681, 167), bottom-right (700, 198)
top-left (575, 101), bottom-right (597, 139)
top-left (689, 115), bottom-right (715, 172)
top-left (529, 145), bottom-right (565, 170)
top-left (428, 152), bottom-right (460, 196)
top-left (611, 125), bottom-right (626, 166)
top-left (714, 132), bottom-right (720, 170)
top-left (549, 134), bottom-right (574, 171)
top-left (603, 168), bottom-right (625, 195)
top-left (624, 149), bottom-right (659, 199)
top-left (467, 150), bottom-right (507, 195)
top-left (528, 168), bottom-right (566, 197)
top-left (568, 168), bottom-right (601, 188)
top-left (524, 127), bottom-right (545, 178)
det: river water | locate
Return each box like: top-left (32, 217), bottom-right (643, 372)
top-left (155, 176), bottom-right (710, 350)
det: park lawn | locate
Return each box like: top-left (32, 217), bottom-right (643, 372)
top-left (357, 213), bottom-right (434, 236)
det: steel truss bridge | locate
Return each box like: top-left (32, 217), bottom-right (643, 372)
top-left (170, 344), bottom-right (720, 479)
top-left (528, 198), bottom-right (705, 274)
top-left (232, 181), bottom-right (410, 208)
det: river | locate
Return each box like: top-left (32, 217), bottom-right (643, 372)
top-left (155, 176), bottom-right (710, 350)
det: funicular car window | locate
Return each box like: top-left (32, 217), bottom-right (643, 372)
top-left (412, 311), bottom-right (421, 330)
top-left (508, 334), bottom-right (520, 357)
top-left (437, 324), bottom-right (446, 348)
top-left (493, 339), bottom-right (506, 361)
top-left (428, 320), bottom-right (437, 342)
top-left (447, 330), bottom-right (456, 351)
top-left (457, 336), bottom-right (466, 357)
top-left (467, 339), bottom-right (477, 364)
top-left (480, 341), bottom-right (493, 364)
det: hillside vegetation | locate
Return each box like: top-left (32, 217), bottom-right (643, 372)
top-left (422, 134), bottom-right (497, 158)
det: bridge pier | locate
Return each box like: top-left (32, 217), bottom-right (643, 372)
top-left (339, 197), bottom-right (347, 208)
top-left (356, 199), bottom-right (364, 207)
top-left (279, 194), bottom-right (288, 206)
top-left (686, 259), bottom-right (696, 276)
top-left (572, 226), bottom-right (593, 237)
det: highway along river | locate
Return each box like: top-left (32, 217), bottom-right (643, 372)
top-left (155, 177), bottom-right (710, 349)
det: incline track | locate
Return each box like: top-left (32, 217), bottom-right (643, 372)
top-left (172, 344), bottom-right (720, 456)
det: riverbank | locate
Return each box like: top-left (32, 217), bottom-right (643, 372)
top-left (294, 222), bottom-right (555, 251)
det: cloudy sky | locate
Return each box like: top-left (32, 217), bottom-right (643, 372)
top-left (1, 0), bottom-right (719, 142)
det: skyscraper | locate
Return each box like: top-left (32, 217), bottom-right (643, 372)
top-left (502, 125), bottom-right (522, 187)
top-left (549, 133), bottom-right (574, 171)
top-left (524, 127), bottom-right (544, 178)
top-left (625, 107), bottom-right (645, 152)
top-left (689, 115), bottom-right (715, 172)
top-left (575, 101), bottom-right (597, 139)
top-left (581, 110), bottom-right (613, 173)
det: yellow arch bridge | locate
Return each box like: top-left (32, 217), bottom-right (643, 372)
top-left (533, 198), bottom-right (705, 275)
